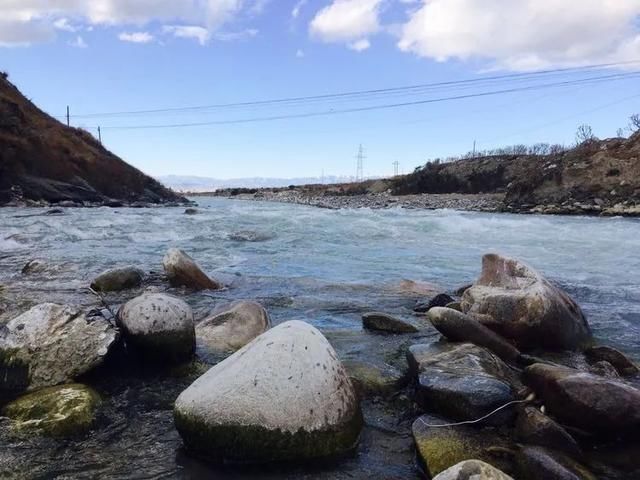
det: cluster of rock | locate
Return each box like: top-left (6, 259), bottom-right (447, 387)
top-left (1, 249), bottom-right (639, 478)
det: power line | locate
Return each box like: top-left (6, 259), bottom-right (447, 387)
top-left (95, 71), bottom-right (640, 130)
top-left (67, 60), bottom-right (640, 119)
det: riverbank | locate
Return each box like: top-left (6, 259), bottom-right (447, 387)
top-left (208, 189), bottom-right (640, 216)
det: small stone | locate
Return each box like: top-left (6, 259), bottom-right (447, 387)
top-left (184, 208), bottom-right (199, 215)
top-left (415, 293), bottom-right (456, 313)
top-left (90, 266), bottom-right (143, 292)
top-left (2, 384), bottom-right (100, 437)
top-left (343, 360), bottom-right (407, 397)
top-left (362, 312), bottom-right (419, 333)
top-left (162, 248), bottom-right (222, 291)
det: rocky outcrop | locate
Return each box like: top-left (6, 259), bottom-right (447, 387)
top-left (90, 266), bottom-right (143, 292)
top-left (196, 301), bottom-right (270, 354)
top-left (162, 248), bottom-right (222, 291)
top-left (0, 76), bottom-right (185, 206)
top-left (174, 321), bottom-right (362, 463)
top-left (361, 312), bottom-right (419, 333)
top-left (461, 254), bottom-right (592, 350)
top-left (524, 363), bottom-right (640, 437)
top-left (427, 307), bottom-right (521, 363)
top-left (117, 293), bottom-right (195, 364)
top-left (407, 343), bottom-right (516, 424)
top-left (0, 304), bottom-right (117, 400)
top-left (433, 460), bottom-right (514, 480)
top-left (2, 384), bottom-right (100, 437)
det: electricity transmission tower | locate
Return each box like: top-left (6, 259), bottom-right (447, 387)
top-left (355, 144), bottom-right (365, 182)
top-left (392, 161), bottom-right (399, 177)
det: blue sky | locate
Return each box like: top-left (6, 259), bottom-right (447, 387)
top-left (2, 1), bottom-right (640, 179)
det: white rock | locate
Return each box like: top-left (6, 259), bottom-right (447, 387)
top-left (117, 293), bottom-right (195, 363)
top-left (174, 320), bottom-right (362, 462)
top-left (433, 460), bottom-right (514, 480)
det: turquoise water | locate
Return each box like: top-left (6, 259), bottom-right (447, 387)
top-left (2, 197), bottom-right (639, 357)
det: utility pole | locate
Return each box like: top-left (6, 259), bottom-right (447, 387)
top-left (472, 140), bottom-right (476, 158)
top-left (355, 144), bottom-right (365, 182)
top-left (97, 126), bottom-right (102, 144)
top-left (66, 106), bottom-right (70, 127)
top-left (392, 161), bottom-right (399, 177)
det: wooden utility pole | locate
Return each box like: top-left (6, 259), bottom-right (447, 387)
top-left (98, 126), bottom-right (102, 144)
top-left (66, 106), bottom-right (70, 126)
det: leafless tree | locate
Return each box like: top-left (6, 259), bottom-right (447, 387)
top-left (576, 124), bottom-right (595, 145)
top-left (616, 128), bottom-right (626, 138)
top-left (630, 114), bottom-right (640, 131)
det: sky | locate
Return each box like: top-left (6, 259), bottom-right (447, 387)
top-left (2, 0), bottom-right (640, 180)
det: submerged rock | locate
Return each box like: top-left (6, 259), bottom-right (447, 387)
top-left (117, 293), bottom-right (195, 364)
top-left (21, 259), bottom-right (48, 274)
top-left (362, 312), bottom-right (419, 333)
top-left (515, 406), bottom-right (581, 457)
top-left (2, 384), bottom-right (100, 437)
top-left (412, 414), bottom-right (510, 477)
top-left (228, 230), bottom-right (274, 242)
top-left (408, 343), bottom-right (516, 424)
top-left (461, 254), bottom-right (592, 350)
top-left (427, 307), bottom-right (521, 363)
top-left (162, 248), bottom-right (222, 291)
top-left (524, 363), bottom-right (640, 437)
top-left (174, 321), bottom-right (362, 463)
top-left (184, 208), bottom-right (199, 215)
top-left (90, 266), bottom-right (143, 292)
top-left (433, 460), bottom-right (514, 480)
top-left (585, 345), bottom-right (639, 377)
top-left (343, 360), bottom-right (407, 397)
top-left (196, 300), bottom-right (270, 354)
top-left (0, 304), bottom-right (117, 399)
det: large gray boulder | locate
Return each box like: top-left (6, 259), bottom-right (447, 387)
top-left (524, 363), bottom-right (640, 437)
top-left (117, 293), bottom-right (195, 363)
top-left (196, 300), bottom-right (270, 354)
top-left (174, 320), bottom-right (362, 463)
top-left (461, 254), bottom-right (592, 350)
top-left (0, 304), bottom-right (117, 399)
top-left (433, 460), bottom-right (514, 480)
top-left (162, 248), bottom-right (222, 291)
top-left (407, 343), bottom-right (516, 424)
top-left (90, 266), bottom-right (143, 292)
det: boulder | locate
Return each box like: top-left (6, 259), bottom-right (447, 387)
top-left (343, 360), bottom-right (407, 397)
top-left (415, 293), bottom-right (455, 313)
top-left (162, 248), bottom-right (222, 291)
top-left (361, 312), bottom-right (419, 333)
top-left (585, 345), bottom-right (639, 376)
top-left (2, 384), bottom-right (100, 437)
top-left (0, 304), bottom-right (117, 399)
top-left (90, 266), bottom-right (143, 292)
top-left (21, 259), bottom-right (47, 274)
top-left (427, 307), bottom-right (521, 363)
top-left (515, 446), bottom-right (596, 480)
top-left (407, 343), bottom-right (516, 424)
top-left (433, 460), bottom-right (514, 480)
top-left (524, 363), bottom-right (640, 437)
top-left (461, 254), bottom-right (592, 350)
top-left (515, 406), bottom-right (581, 457)
top-left (117, 293), bottom-right (195, 364)
top-left (196, 301), bottom-right (270, 354)
top-left (412, 414), bottom-right (511, 477)
top-left (174, 321), bottom-right (362, 463)
top-left (184, 208), bottom-right (199, 215)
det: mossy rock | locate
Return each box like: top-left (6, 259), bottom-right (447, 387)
top-left (412, 414), bottom-right (512, 477)
top-left (2, 384), bottom-right (100, 437)
top-left (343, 360), bottom-right (407, 397)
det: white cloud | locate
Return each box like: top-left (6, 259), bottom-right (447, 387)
top-left (309, 0), bottom-right (382, 44)
top-left (0, 0), bottom-right (267, 47)
top-left (292, 0), bottom-right (307, 19)
top-left (348, 38), bottom-right (370, 52)
top-left (398, 0), bottom-right (640, 70)
top-left (215, 28), bottom-right (258, 41)
top-left (118, 31), bottom-right (154, 43)
top-left (163, 25), bottom-right (210, 45)
top-left (296, 48), bottom-right (305, 57)
top-left (68, 35), bottom-right (88, 48)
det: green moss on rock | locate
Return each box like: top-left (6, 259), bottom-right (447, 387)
top-left (2, 383), bottom-right (100, 437)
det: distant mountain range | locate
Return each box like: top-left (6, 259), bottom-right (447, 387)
top-left (157, 175), bottom-right (368, 192)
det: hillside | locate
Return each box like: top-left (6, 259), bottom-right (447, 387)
top-left (0, 74), bottom-right (185, 206)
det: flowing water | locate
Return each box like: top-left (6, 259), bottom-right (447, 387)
top-left (0, 198), bottom-right (639, 479)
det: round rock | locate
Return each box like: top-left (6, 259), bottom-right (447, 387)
top-left (174, 320), bottom-right (362, 463)
top-left (90, 266), bottom-right (143, 292)
top-left (162, 248), bottom-right (222, 291)
top-left (362, 312), bottom-right (419, 333)
top-left (196, 300), bottom-right (271, 354)
top-left (117, 293), bottom-right (195, 363)
top-left (433, 460), bottom-right (514, 480)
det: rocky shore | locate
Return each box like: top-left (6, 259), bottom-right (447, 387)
top-left (1, 247), bottom-right (639, 479)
